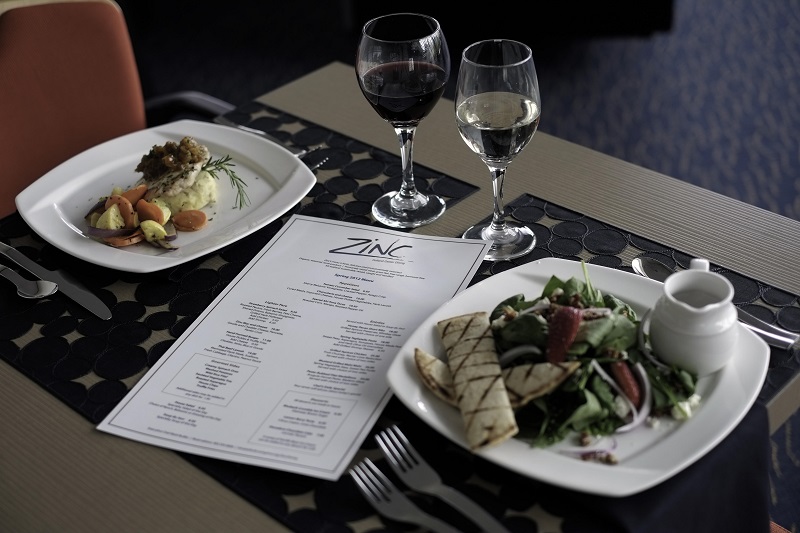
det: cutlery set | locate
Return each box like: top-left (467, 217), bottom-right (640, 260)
top-left (0, 242), bottom-right (111, 319)
top-left (350, 425), bottom-right (511, 533)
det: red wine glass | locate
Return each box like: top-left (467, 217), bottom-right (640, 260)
top-left (356, 13), bottom-right (450, 228)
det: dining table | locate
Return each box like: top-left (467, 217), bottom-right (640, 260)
top-left (2, 61), bottom-right (799, 533)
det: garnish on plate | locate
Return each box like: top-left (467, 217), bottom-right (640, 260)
top-left (201, 154), bottom-right (249, 209)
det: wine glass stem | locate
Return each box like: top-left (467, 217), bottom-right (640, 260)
top-left (488, 165), bottom-right (509, 232)
top-left (395, 126), bottom-right (420, 200)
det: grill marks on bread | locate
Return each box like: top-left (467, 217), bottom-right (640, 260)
top-left (414, 347), bottom-right (580, 410)
top-left (436, 312), bottom-right (518, 450)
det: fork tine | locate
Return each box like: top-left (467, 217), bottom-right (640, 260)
top-left (376, 425), bottom-right (512, 533)
top-left (363, 458), bottom-right (394, 496)
top-left (376, 428), bottom-right (411, 473)
top-left (350, 461), bottom-right (385, 503)
top-left (387, 425), bottom-right (421, 466)
top-left (350, 459), bottom-right (463, 533)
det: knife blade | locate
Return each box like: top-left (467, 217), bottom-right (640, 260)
top-left (736, 312), bottom-right (799, 351)
top-left (0, 242), bottom-right (111, 319)
top-left (212, 115), bottom-right (312, 157)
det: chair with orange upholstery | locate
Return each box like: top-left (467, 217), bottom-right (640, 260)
top-left (0, 0), bottom-right (233, 219)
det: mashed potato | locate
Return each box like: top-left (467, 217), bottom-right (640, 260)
top-left (155, 170), bottom-right (218, 212)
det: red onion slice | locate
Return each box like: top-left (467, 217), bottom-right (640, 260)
top-left (590, 359), bottom-right (652, 433)
top-left (86, 226), bottom-right (136, 239)
top-left (83, 199), bottom-right (106, 219)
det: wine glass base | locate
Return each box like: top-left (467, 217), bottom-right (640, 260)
top-left (372, 191), bottom-right (446, 229)
top-left (463, 221), bottom-right (536, 261)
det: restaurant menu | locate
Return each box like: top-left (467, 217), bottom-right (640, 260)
top-left (97, 215), bottom-right (491, 479)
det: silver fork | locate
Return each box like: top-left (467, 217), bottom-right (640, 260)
top-left (349, 458), bottom-right (461, 533)
top-left (376, 425), bottom-right (511, 533)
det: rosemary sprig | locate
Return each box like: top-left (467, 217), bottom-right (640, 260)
top-left (202, 155), bottom-right (250, 209)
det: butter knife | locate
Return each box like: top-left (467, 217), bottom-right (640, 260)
top-left (212, 115), bottom-right (315, 158)
top-left (0, 242), bottom-right (112, 320)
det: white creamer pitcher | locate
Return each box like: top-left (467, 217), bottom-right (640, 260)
top-left (648, 258), bottom-right (738, 376)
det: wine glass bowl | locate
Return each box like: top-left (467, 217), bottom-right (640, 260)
top-left (356, 13), bottom-right (450, 228)
top-left (455, 39), bottom-right (541, 261)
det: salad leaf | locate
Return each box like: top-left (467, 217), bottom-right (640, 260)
top-left (575, 315), bottom-right (615, 347)
top-left (596, 309), bottom-right (638, 354)
top-left (603, 292), bottom-right (637, 320)
top-left (494, 313), bottom-right (548, 355)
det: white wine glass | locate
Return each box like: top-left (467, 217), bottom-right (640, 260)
top-left (455, 39), bottom-right (541, 260)
top-left (355, 13), bottom-right (450, 228)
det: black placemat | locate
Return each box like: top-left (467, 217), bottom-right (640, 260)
top-left (0, 106), bottom-right (795, 532)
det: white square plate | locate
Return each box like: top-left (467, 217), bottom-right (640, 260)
top-left (15, 119), bottom-right (316, 273)
top-left (387, 257), bottom-right (770, 496)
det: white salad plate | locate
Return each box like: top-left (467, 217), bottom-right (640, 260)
top-left (15, 119), bottom-right (316, 273)
top-left (387, 257), bottom-right (770, 497)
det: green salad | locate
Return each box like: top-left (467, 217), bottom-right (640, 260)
top-left (489, 262), bottom-right (699, 456)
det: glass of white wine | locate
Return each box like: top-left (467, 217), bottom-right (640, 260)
top-left (455, 39), bottom-right (541, 261)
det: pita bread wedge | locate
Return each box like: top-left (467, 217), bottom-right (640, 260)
top-left (436, 312), bottom-right (518, 450)
top-left (414, 348), bottom-right (580, 410)
top-left (414, 348), bottom-right (457, 406)
top-left (503, 361), bottom-right (580, 408)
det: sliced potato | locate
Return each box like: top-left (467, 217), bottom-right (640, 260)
top-left (88, 211), bottom-right (101, 228)
top-left (151, 198), bottom-right (172, 224)
top-left (140, 220), bottom-right (167, 242)
top-left (104, 194), bottom-right (136, 229)
top-left (95, 204), bottom-right (125, 230)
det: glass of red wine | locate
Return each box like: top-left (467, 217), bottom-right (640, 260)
top-left (356, 13), bottom-right (450, 228)
top-left (455, 39), bottom-right (541, 260)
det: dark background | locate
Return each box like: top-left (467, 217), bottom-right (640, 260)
top-left (116, 0), bottom-right (799, 222)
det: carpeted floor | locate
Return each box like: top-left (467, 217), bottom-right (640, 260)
top-left (119, 0), bottom-right (800, 529)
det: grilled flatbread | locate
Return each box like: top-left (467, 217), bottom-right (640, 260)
top-left (502, 360), bottom-right (580, 407)
top-left (436, 312), bottom-right (518, 450)
top-left (414, 348), bottom-right (457, 405)
top-left (414, 347), bottom-right (580, 409)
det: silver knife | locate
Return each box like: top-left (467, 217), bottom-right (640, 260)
top-left (212, 115), bottom-right (313, 157)
top-left (736, 312), bottom-right (799, 351)
top-left (0, 242), bottom-right (112, 320)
